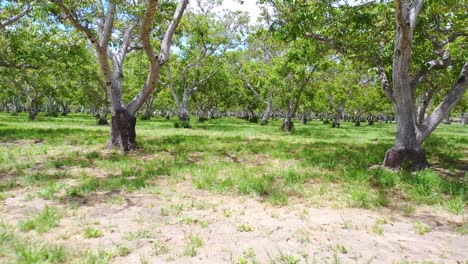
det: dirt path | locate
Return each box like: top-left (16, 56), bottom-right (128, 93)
top-left (1, 179), bottom-right (466, 263)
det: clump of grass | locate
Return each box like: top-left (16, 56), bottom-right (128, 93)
top-left (444, 197), bottom-right (464, 215)
top-left (37, 182), bottom-right (63, 200)
top-left (413, 221), bottom-right (431, 235)
top-left (81, 249), bottom-right (113, 264)
top-left (400, 203), bottom-right (416, 216)
top-left (19, 206), bottom-right (61, 233)
top-left (83, 227), bottom-right (103, 238)
top-left (1, 222), bottom-right (68, 263)
top-left (455, 222), bottom-right (468, 235)
top-left (117, 244), bottom-right (131, 257)
top-left (236, 224), bottom-right (253, 232)
top-left (183, 235), bottom-right (203, 257)
top-left (124, 229), bottom-right (151, 241)
top-left (152, 240), bottom-right (169, 255)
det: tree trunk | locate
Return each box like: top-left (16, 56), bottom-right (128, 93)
top-left (11, 97), bottom-right (18, 116)
top-left (301, 111), bottom-right (307, 125)
top-left (261, 89), bottom-right (273, 125)
top-left (332, 109), bottom-right (342, 128)
top-left (179, 102), bottom-right (189, 122)
top-left (98, 106), bottom-right (109, 125)
top-left (380, 0), bottom-right (428, 170)
top-left (461, 113), bottom-right (466, 125)
top-left (28, 99), bottom-right (37, 120)
top-left (282, 99), bottom-right (294, 131)
top-left (106, 108), bottom-right (137, 151)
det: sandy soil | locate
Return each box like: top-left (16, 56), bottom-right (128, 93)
top-left (1, 179), bottom-right (466, 264)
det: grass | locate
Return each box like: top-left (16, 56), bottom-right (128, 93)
top-left (19, 206), bottom-right (62, 233)
top-left (183, 235), bottom-right (203, 257)
top-left (0, 222), bottom-right (67, 263)
top-left (413, 221), bottom-right (432, 235)
top-left (0, 113), bottom-right (466, 260)
top-left (0, 113), bottom-right (466, 213)
top-left (83, 226), bottom-right (104, 238)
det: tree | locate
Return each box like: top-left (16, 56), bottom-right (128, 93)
top-left (262, 0), bottom-right (467, 170)
top-left (382, 0), bottom-right (467, 170)
top-left (164, 5), bottom-right (248, 122)
top-left (51, 0), bottom-right (188, 151)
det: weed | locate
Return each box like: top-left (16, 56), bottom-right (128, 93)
top-left (83, 227), bottom-right (104, 238)
top-left (117, 244), bottom-right (131, 256)
top-left (152, 240), bottom-right (169, 255)
top-left (413, 221), bottom-right (431, 235)
top-left (124, 229), bottom-right (151, 241)
top-left (236, 224), bottom-right (253, 232)
top-left (183, 235), bottom-right (203, 257)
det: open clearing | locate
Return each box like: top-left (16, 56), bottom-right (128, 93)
top-left (0, 114), bottom-right (467, 263)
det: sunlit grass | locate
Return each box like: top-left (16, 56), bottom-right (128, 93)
top-left (0, 112), bottom-right (466, 212)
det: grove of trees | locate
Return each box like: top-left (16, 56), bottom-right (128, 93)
top-left (1, 0), bottom-right (466, 171)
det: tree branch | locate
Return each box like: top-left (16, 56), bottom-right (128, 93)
top-left (51, 0), bottom-right (99, 47)
top-left (99, 3), bottom-right (116, 48)
top-left (305, 32), bottom-right (346, 55)
top-left (158, 0), bottom-right (188, 65)
top-left (377, 64), bottom-right (395, 103)
top-left (418, 62), bottom-right (468, 143)
top-left (0, 3), bottom-right (33, 30)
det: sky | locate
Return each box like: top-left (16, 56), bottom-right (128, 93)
top-left (189, 0), bottom-right (264, 24)
top-left (218, 0), bottom-right (263, 23)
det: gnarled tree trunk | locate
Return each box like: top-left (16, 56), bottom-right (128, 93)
top-left (107, 108), bottom-right (136, 151)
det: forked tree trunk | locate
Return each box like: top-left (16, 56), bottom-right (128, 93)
top-left (383, 0), bottom-right (428, 170)
top-left (107, 108), bottom-right (137, 151)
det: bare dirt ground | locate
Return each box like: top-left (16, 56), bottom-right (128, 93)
top-left (1, 178), bottom-right (467, 264)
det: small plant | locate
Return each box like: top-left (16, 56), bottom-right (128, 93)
top-left (152, 240), bottom-right (169, 255)
top-left (160, 207), bottom-right (170, 216)
top-left (455, 222), bottom-right (468, 235)
top-left (178, 216), bottom-right (198, 225)
top-left (19, 206), bottom-right (61, 233)
top-left (37, 182), bottom-right (63, 200)
top-left (124, 229), bottom-right (151, 241)
top-left (117, 244), bottom-right (131, 256)
top-left (14, 242), bottom-right (67, 263)
top-left (85, 151), bottom-right (101, 160)
top-left (413, 221), bottom-right (431, 235)
top-left (400, 203), bottom-right (416, 216)
top-left (82, 249), bottom-right (113, 264)
top-left (445, 197), bottom-right (464, 215)
top-left (223, 209), bottom-right (232, 218)
top-left (237, 247), bottom-right (257, 264)
top-left (335, 244), bottom-right (348, 254)
top-left (236, 224), bottom-right (253, 232)
top-left (173, 120), bottom-right (191, 128)
top-left (183, 235), bottom-right (203, 257)
top-left (372, 223), bottom-right (384, 235)
top-left (83, 227), bottom-right (103, 238)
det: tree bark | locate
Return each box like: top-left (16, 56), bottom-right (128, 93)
top-left (383, 0), bottom-right (428, 170)
top-left (106, 108), bottom-right (137, 151)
